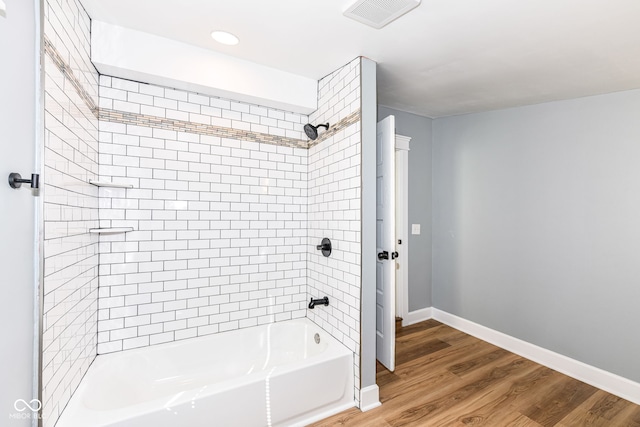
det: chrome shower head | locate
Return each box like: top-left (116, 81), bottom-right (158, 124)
top-left (303, 123), bottom-right (329, 140)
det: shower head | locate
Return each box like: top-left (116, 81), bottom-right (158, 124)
top-left (303, 123), bottom-right (329, 140)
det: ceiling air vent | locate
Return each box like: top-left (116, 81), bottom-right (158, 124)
top-left (343, 0), bottom-right (421, 29)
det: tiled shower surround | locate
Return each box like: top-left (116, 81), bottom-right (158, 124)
top-left (41, 3), bottom-right (365, 418)
top-left (307, 58), bottom-right (363, 402)
top-left (96, 63), bottom-right (363, 401)
top-left (42, 0), bottom-right (99, 425)
top-left (95, 61), bottom-right (363, 360)
top-left (96, 76), bottom-right (310, 352)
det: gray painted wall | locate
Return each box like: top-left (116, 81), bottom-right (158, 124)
top-left (0, 0), bottom-right (38, 425)
top-left (378, 106), bottom-right (433, 312)
top-left (432, 89), bottom-right (640, 382)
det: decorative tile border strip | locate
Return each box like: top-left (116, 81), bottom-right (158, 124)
top-left (44, 36), bottom-right (361, 150)
top-left (98, 108), bottom-right (360, 150)
top-left (44, 36), bottom-right (99, 118)
top-left (98, 108), bottom-right (310, 149)
top-left (307, 110), bottom-right (361, 149)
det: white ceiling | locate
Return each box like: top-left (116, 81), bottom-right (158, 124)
top-left (79, 0), bottom-right (640, 118)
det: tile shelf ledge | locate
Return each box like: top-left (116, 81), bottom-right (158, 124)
top-left (89, 180), bottom-right (134, 189)
top-left (89, 227), bottom-right (134, 235)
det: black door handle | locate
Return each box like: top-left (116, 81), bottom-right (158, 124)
top-left (377, 251), bottom-right (389, 260)
top-left (391, 251), bottom-right (399, 259)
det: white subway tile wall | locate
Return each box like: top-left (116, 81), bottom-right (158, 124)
top-left (42, 0), bottom-right (99, 425)
top-left (40, 6), bottom-right (365, 417)
top-left (99, 76), bottom-right (307, 144)
top-left (307, 57), bottom-right (363, 405)
top-left (44, 0), bottom-right (98, 107)
top-left (312, 59), bottom-right (361, 132)
top-left (96, 77), bottom-right (310, 353)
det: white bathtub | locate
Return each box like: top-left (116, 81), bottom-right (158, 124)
top-left (57, 318), bottom-right (354, 427)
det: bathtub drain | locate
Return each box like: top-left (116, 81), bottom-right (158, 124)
top-left (314, 333), bottom-right (320, 344)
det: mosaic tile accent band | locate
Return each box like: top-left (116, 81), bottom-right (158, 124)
top-left (307, 110), bottom-right (361, 149)
top-left (44, 35), bottom-right (360, 150)
top-left (97, 108), bottom-right (308, 149)
top-left (44, 35), bottom-right (98, 116)
top-left (98, 108), bottom-right (360, 150)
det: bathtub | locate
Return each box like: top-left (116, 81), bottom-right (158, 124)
top-left (57, 318), bottom-right (354, 427)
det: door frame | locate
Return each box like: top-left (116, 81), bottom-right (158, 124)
top-left (395, 135), bottom-right (411, 321)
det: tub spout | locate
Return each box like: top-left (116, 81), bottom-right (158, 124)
top-left (309, 296), bottom-right (329, 309)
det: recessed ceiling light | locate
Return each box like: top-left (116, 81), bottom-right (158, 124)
top-left (210, 30), bottom-right (239, 46)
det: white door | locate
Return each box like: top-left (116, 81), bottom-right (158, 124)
top-left (376, 116), bottom-right (396, 371)
top-left (1, 2), bottom-right (39, 424)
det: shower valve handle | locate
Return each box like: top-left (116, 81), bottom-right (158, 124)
top-left (316, 238), bottom-right (332, 257)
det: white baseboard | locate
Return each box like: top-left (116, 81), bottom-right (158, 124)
top-left (359, 384), bottom-right (381, 412)
top-left (401, 307), bottom-right (432, 327)
top-left (430, 308), bottom-right (640, 406)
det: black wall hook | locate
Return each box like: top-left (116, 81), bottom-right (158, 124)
top-left (8, 173), bottom-right (39, 189)
top-left (316, 238), bottom-right (332, 257)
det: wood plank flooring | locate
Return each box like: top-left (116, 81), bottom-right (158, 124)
top-left (310, 319), bottom-right (640, 427)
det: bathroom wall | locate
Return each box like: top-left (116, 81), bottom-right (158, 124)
top-left (96, 76), bottom-right (310, 353)
top-left (41, 0), bottom-right (100, 425)
top-left (307, 58), bottom-right (362, 403)
top-left (0, 0), bottom-right (38, 425)
top-left (433, 88), bottom-right (640, 383)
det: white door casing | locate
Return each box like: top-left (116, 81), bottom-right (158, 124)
top-left (395, 135), bottom-right (411, 320)
top-left (376, 115), bottom-right (396, 372)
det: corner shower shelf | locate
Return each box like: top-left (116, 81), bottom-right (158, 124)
top-left (89, 180), bottom-right (134, 189)
top-left (89, 227), bottom-right (134, 235)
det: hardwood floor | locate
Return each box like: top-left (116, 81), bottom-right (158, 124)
top-left (310, 319), bottom-right (640, 426)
